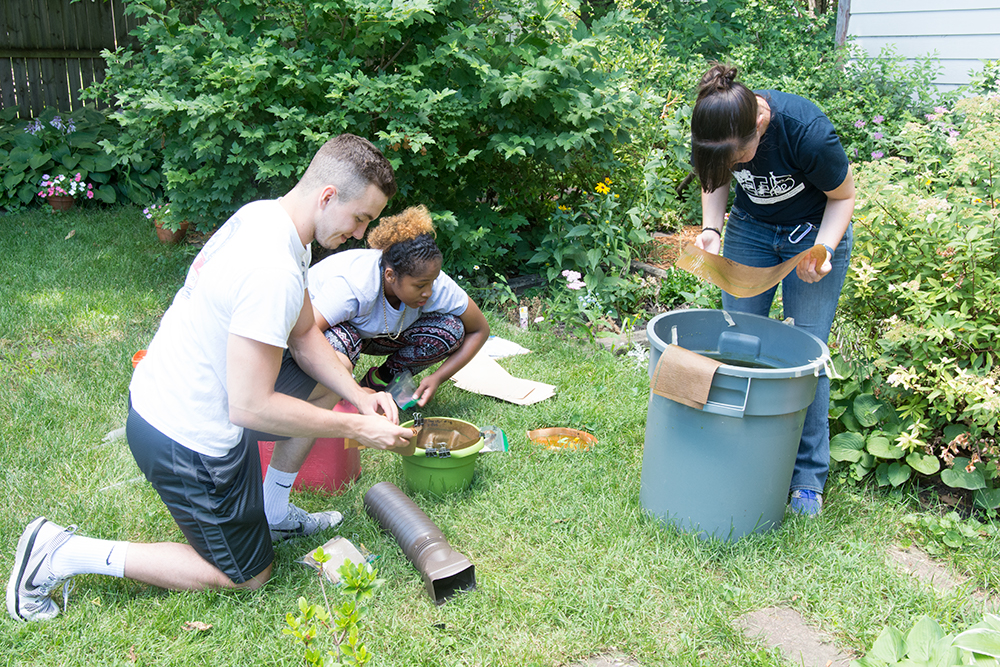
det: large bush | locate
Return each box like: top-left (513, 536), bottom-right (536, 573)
top-left (830, 95), bottom-right (1000, 508)
top-left (86, 0), bottom-right (639, 277)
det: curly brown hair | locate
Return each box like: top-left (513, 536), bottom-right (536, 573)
top-left (367, 205), bottom-right (436, 249)
top-left (368, 205), bottom-right (442, 277)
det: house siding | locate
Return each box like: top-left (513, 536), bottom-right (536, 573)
top-left (847, 0), bottom-right (1000, 91)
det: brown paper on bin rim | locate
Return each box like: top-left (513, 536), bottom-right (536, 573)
top-left (676, 243), bottom-right (827, 298)
top-left (650, 344), bottom-right (723, 410)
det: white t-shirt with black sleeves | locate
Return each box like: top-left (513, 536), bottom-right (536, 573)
top-left (130, 200), bottom-right (310, 458)
top-left (308, 249), bottom-right (469, 339)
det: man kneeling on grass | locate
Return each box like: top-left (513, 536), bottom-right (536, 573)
top-left (7, 134), bottom-right (413, 622)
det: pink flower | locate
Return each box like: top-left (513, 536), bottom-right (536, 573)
top-left (87, 191), bottom-right (94, 199)
top-left (74, 173), bottom-right (82, 181)
top-left (566, 280), bottom-right (586, 290)
top-left (872, 115), bottom-right (884, 124)
top-left (561, 269), bottom-right (582, 282)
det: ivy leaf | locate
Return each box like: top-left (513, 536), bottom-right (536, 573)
top-left (887, 461), bottom-right (911, 487)
top-left (870, 626), bottom-right (906, 663)
top-left (867, 435), bottom-right (904, 459)
top-left (906, 451), bottom-right (941, 476)
top-left (941, 461), bottom-right (986, 490)
top-left (853, 394), bottom-right (883, 427)
top-left (830, 432), bottom-right (865, 463)
top-left (29, 152), bottom-right (51, 170)
top-left (927, 634), bottom-right (963, 667)
top-left (954, 628), bottom-right (1000, 658)
top-left (974, 488), bottom-right (1000, 510)
top-left (905, 616), bottom-right (945, 662)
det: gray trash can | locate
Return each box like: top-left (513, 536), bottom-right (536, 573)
top-left (641, 309), bottom-right (830, 541)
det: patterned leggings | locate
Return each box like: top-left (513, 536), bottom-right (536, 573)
top-left (323, 313), bottom-right (465, 377)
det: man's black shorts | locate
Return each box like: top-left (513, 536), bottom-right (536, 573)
top-left (125, 350), bottom-right (318, 583)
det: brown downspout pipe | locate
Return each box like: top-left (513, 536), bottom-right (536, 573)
top-left (363, 481), bottom-right (476, 604)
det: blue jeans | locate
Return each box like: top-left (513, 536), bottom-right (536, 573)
top-left (720, 206), bottom-right (853, 495)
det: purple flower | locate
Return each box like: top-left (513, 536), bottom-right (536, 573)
top-left (854, 120), bottom-right (866, 129)
top-left (871, 151), bottom-right (884, 160)
top-left (872, 115), bottom-right (884, 124)
top-left (934, 106), bottom-right (948, 114)
top-left (926, 114), bottom-right (938, 121)
top-left (873, 132), bottom-right (883, 141)
top-left (949, 128), bottom-right (960, 138)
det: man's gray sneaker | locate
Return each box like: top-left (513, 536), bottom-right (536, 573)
top-left (7, 517), bottom-right (77, 621)
top-left (269, 503), bottom-right (343, 542)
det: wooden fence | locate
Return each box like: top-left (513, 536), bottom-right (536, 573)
top-left (0, 0), bottom-right (140, 119)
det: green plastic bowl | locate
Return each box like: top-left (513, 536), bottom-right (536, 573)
top-left (399, 418), bottom-right (484, 495)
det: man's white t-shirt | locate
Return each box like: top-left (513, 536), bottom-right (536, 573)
top-left (308, 249), bottom-right (468, 338)
top-left (130, 200), bottom-right (310, 458)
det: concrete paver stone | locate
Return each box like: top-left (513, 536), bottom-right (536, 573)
top-left (735, 607), bottom-right (853, 667)
top-left (888, 544), bottom-right (999, 612)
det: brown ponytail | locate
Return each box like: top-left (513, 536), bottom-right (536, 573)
top-left (691, 64), bottom-right (759, 193)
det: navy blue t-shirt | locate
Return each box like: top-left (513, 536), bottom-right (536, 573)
top-left (731, 91), bottom-right (849, 226)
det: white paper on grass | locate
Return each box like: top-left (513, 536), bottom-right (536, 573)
top-left (451, 351), bottom-right (556, 405)
top-left (480, 335), bottom-right (531, 359)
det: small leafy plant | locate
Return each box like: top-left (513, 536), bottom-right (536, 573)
top-left (0, 106), bottom-right (155, 210)
top-left (143, 202), bottom-right (185, 232)
top-left (38, 172), bottom-right (95, 201)
top-left (284, 548), bottom-right (384, 667)
top-left (851, 614), bottom-right (1000, 666)
top-left (902, 511), bottom-right (999, 555)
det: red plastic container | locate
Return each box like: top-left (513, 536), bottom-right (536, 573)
top-left (258, 400), bottom-right (361, 493)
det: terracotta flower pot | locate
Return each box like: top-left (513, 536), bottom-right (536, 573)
top-left (47, 195), bottom-right (76, 211)
top-left (155, 219), bottom-right (190, 245)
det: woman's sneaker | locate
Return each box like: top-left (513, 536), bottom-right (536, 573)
top-left (268, 503), bottom-right (343, 542)
top-left (788, 489), bottom-right (823, 516)
top-left (359, 367), bottom-right (389, 391)
top-left (7, 517), bottom-right (77, 621)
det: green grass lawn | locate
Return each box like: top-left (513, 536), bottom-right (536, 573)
top-left (2, 207), bottom-right (998, 666)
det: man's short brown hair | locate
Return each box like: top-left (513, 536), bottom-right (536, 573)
top-left (298, 134), bottom-right (397, 201)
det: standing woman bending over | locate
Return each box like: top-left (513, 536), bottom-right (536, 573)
top-left (309, 205), bottom-right (490, 407)
top-left (691, 64), bottom-right (856, 516)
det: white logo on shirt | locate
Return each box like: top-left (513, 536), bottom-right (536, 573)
top-left (733, 169), bottom-right (805, 204)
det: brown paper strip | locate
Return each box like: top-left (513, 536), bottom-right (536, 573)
top-left (650, 344), bottom-right (723, 410)
top-left (676, 243), bottom-right (827, 298)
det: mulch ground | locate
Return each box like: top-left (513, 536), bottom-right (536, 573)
top-left (640, 225), bottom-right (703, 270)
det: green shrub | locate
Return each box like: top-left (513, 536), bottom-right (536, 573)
top-left (87, 0), bottom-right (639, 263)
top-left (831, 95), bottom-right (1000, 508)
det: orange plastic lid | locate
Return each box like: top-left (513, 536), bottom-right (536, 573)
top-left (131, 350), bottom-right (147, 368)
top-left (526, 427), bottom-right (597, 451)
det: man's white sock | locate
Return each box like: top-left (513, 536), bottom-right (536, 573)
top-left (50, 535), bottom-right (128, 579)
top-left (263, 465), bottom-right (298, 524)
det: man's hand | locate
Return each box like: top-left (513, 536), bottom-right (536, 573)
top-left (354, 416), bottom-right (414, 450)
top-left (354, 389), bottom-right (399, 424)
